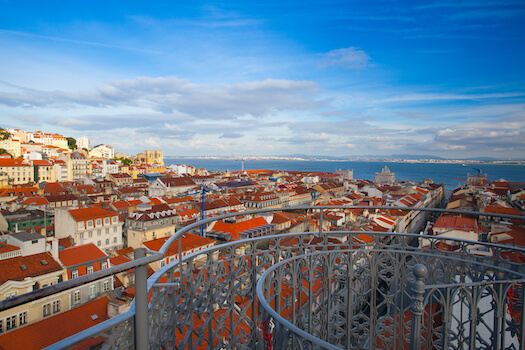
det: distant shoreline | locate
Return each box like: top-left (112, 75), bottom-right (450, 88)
top-left (164, 156), bottom-right (525, 165)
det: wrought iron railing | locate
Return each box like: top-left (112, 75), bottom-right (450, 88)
top-left (1, 206), bottom-right (524, 350)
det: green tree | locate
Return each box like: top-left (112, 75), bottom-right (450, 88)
top-left (114, 157), bottom-right (133, 166)
top-left (0, 148), bottom-right (12, 158)
top-left (66, 137), bottom-right (77, 150)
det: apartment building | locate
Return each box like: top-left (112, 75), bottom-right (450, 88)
top-left (59, 243), bottom-right (113, 308)
top-left (55, 207), bottom-right (123, 252)
top-left (0, 159), bottom-right (34, 186)
top-left (0, 252), bottom-right (68, 334)
top-left (126, 203), bottom-right (179, 249)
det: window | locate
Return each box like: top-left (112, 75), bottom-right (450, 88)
top-left (103, 279), bottom-right (110, 292)
top-left (88, 231), bottom-right (93, 238)
top-left (101, 262), bottom-right (108, 270)
top-left (113, 227), bottom-right (117, 233)
top-left (105, 228), bottom-right (109, 235)
top-left (160, 260), bottom-right (166, 267)
top-left (112, 216), bottom-right (117, 223)
top-left (43, 303), bottom-right (51, 317)
top-left (0, 319), bottom-right (3, 334)
top-left (97, 229), bottom-right (101, 236)
top-left (105, 239), bottom-right (109, 246)
top-left (89, 285), bottom-right (96, 299)
top-left (18, 312), bottom-right (27, 326)
top-left (104, 218), bottom-right (110, 225)
top-left (87, 266), bottom-right (94, 274)
top-left (6, 315), bottom-right (16, 330)
top-left (72, 270), bottom-right (79, 279)
top-left (96, 219), bottom-right (102, 226)
top-left (97, 240), bottom-right (101, 247)
top-left (113, 237), bottom-right (117, 243)
top-left (78, 221), bottom-right (84, 229)
top-left (80, 232), bottom-right (84, 239)
top-left (87, 220), bottom-right (93, 227)
top-left (53, 300), bottom-right (60, 313)
top-left (74, 290), bottom-right (81, 304)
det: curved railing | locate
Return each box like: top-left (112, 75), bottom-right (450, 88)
top-left (18, 205), bottom-right (525, 349)
top-left (257, 245), bottom-right (525, 349)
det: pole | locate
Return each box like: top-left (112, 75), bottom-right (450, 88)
top-left (409, 264), bottom-right (427, 350)
top-left (134, 248), bottom-right (148, 350)
top-left (200, 186), bottom-right (206, 236)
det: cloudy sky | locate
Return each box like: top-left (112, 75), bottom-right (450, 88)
top-left (1, 1), bottom-right (524, 159)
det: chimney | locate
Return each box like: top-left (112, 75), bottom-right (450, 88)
top-left (51, 237), bottom-right (59, 260)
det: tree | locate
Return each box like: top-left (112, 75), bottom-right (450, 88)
top-left (0, 148), bottom-right (12, 158)
top-left (114, 157), bottom-right (133, 166)
top-left (2, 131), bottom-right (11, 140)
top-left (66, 137), bottom-right (77, 150)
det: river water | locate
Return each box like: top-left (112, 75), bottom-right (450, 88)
top-left (164, 158), bottom-right (525, 191)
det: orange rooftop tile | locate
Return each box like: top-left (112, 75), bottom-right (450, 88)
top-left (59, 243), bottom-right (107, 267)
top-left (0, 297), bottom-right (110, 350)
top-left (68, 206), bottom-right (117, 222)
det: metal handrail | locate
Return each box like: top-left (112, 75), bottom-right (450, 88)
top-left (256, 248), bottom-right (525, 350)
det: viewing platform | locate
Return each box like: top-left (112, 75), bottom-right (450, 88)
top-left (1, 206), bottom-right (525, 349)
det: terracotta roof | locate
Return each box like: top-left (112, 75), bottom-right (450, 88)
top-left (109, 173), bottom-right (132, 179)
top-left (0, 252), bottom-right (63, 285)
top-left (161, 177), bottom-right (197, 187)
top-left (211, 217), bottom-right (269, 240)
top-left (0, 158), bottom-right (31, 167)
top-left (0, 242), bottom-right (21, 254)
top-left (20, 196), bottom-right (50, 206)
top-left (68, 207), bottom-right (117, 222)
top-left (149, 197), bottom-right (164, 205)
top-left (59, 243), bottom-right (108, 267)
top-left (110, 255), bottom-right (132, 266)
top-left (58, 237), bottom-right (74, 248)
top-left (45, 194), bottom-right (77, 202)
top-left (32, 159), bottom-right (53, 166)
top-left (434, 215), bottom-right (479, 232)
top-left (0, 187), bottom-right (39, 198)
top-left (0, 296), bottom-right (110, 350)
top-left (143, 233), bottom-right (215, 257)
top-left (484, 205), bottom-right (523, 217)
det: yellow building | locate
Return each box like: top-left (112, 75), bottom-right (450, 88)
top-left (0, 158), bottom-right (35, 186)
top-left (125, 204), bottom-right (179, 249)
top-left (0, 139), bottom-right (21, 158)
top-left (32, 160), bottom-right (56, 184)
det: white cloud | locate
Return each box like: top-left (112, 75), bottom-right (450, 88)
top-left (0, 77), bottom-right (324, 119)
top-left (321, 47), bottom-right (371, 70)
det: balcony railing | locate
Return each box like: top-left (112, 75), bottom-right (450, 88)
top-left (1, 206), bottom-right (525, 350)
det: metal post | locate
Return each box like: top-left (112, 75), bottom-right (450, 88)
top-left (319, 209), bottom-right (323, 237)
top-left (134, 248), bottom-right (148, 350)
top-left (409, 264), bottom-right (428, 350)
top-left (518, 283), bottom-right (525, 349)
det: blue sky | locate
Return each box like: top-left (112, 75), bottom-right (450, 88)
top-left (1, 1), bottom-right (524, 159)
